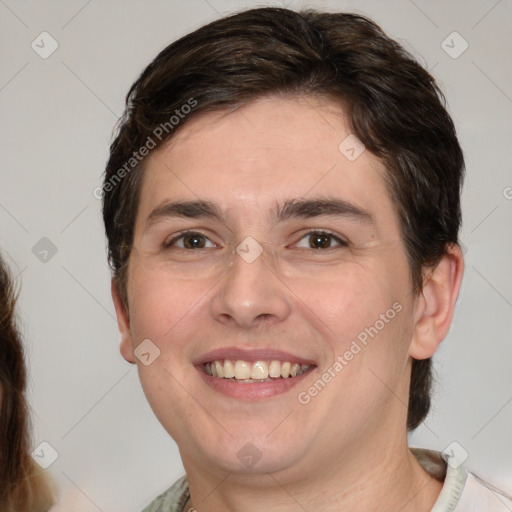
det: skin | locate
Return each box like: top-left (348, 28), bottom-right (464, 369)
top-left (112, 95), bottom-right (464, 511)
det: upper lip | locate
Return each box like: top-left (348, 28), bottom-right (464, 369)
top-left (193, 347), bottom-right (317, 366)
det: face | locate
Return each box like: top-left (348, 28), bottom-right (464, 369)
top-left (115, 95), bottom-right (424, 478)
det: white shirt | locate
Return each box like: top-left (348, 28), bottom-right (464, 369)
top-left (412, 448), bottom-right (512, 511)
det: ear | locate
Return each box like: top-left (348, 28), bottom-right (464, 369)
top-left (111, 278), bottom-right (136, 364)
top-left (409, 243), bottom-right (465, 359)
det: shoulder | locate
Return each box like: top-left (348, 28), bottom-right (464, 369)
top-left (452, 472), bottom-right (512, 511)
top-left (411, 447), bottom-right (512, 512)
top-left (13, 458), bottom-right (58, 512)
top-left (140, 475), bottom-right (189, 512)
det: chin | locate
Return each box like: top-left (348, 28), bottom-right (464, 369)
top-left (205, 444), bottom-right (304, 476)
top-left (188, 426), bottom-right (309, 477)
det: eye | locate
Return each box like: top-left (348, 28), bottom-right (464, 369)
top-left (294, 231), bottom-right (348, 249)
top-left (164, 232), bottom-right (217, 249)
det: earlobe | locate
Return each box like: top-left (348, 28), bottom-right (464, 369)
top-left (409, 244), bottom-right (465, 360)
top-left (111, 278), bottom-right (136, 364)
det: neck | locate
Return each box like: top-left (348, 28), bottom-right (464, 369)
top-left (182, 437), bottom-right (442, 512)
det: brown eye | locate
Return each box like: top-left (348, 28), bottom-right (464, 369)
top-left (182, 234), bottom-right (206, 248)
top-left (309, 233), bottom-right (332, 249)
top-left (165, 232), bottom-right (215, 249)
top-left (294, 231), bottom-right (348, 250)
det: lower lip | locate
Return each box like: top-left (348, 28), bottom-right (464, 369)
top-left (196, 366), bottom-right (315, 400)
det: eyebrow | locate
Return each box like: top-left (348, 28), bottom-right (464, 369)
top-left (146, 200), bottom-right (223, 229)
top-left (145, 197), bottom-right (374, 229)
top-left (274, 198), bottom-right (374, 224)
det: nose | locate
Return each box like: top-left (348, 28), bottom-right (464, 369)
top-left (210, 242), bottom-right (292, 329)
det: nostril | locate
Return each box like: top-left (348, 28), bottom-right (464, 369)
top-left (256, 313), bottom-right (273, 322)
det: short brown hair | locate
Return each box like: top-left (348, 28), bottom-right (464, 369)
top-left (102, 8), bottom-right (464, 430)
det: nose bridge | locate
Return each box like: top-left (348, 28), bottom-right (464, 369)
top-left (211, 238), bottom-right (290, 327)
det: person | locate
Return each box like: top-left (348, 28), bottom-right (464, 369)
top-left (102, 7), bottom-right (512, 511)
top-left (0, 252), bottom-right (57, 511)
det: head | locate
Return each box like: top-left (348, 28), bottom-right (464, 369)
top-left (0, 253), bottom-right (57, 511)
top-left (103, 8), bottom-right (464, 476)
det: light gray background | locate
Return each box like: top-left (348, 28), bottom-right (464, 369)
top-left (0, 0), bottom-right (511, 510)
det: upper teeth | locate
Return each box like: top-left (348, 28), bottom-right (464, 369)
top-left (204, 360), bottom-right (311, 380)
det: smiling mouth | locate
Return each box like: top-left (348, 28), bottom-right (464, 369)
top-left (204, 359), bottom-right (313, 382)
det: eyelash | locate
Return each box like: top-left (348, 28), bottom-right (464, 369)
top-left (294, 231), bottom-right (348, 249)
top-left (163, 230), bottom-right (348, 250)
top-left (164, 231), bottom-right (217, 249)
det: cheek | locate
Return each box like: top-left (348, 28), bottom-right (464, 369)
top-left (290, 262), bottom-right (395, 334)
top-left (291, 250), bottom-right (412, 373)
top-left (127, 262), bottom-right (204, 347)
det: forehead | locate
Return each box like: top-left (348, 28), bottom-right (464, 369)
top-left (137, 95), bottom-right (398, 231)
